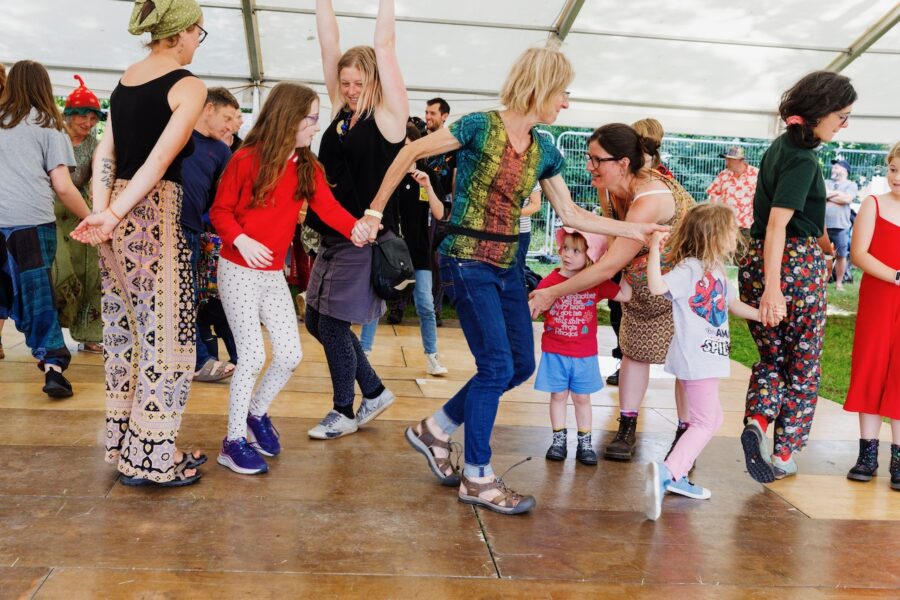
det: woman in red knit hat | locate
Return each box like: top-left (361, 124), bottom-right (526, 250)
top-left (52, 75), bottom-right (107, 354)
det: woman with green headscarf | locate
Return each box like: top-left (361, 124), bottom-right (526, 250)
top-left (71, 0), bottom-right (208, 487)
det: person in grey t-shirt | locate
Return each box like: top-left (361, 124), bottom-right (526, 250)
top-left (825, 158), bottom-right (859, 290)
top-left (0, 60), bottom-right (91, 398)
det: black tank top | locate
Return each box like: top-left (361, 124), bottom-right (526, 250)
top-left (308, 108), bottom-right (403, 238)
top-left (110, 69), bottom-right (196, 185)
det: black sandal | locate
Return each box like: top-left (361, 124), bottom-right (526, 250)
top-left (120, 456), bottom-right (202, 487)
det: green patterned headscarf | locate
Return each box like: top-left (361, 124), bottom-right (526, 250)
top-left (128, 0), bottom-right (202, 41)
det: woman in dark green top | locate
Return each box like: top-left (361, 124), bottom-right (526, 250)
top-left (739, 71), bottom-right (856, 484)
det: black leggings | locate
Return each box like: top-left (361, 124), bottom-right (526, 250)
top-left (305, 306), bottom-right (384, 414)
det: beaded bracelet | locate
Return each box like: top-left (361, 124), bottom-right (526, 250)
top-left (364, 209), bottom-right (384, 219)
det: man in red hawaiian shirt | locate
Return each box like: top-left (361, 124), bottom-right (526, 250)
top-left (706, 146), bottom-right (759, 255)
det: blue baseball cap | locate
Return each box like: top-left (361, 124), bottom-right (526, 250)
top-left (831, 158), bottom-right (851, 174)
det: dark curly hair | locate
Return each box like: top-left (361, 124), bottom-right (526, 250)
top-left (779, 71), bottom-right (857, 150)
top-left (588, 123), bottom-right (658, 174)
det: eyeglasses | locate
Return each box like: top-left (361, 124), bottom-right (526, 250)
top-left (837, 111), bottom-right (851, 124)
top-left (563, 90), bottom-right (571, 101)
top-left (304, 114), bottom-right (319, 124)
top-left (585, 153), bottom-right (618, 169)
top-left (196, 25), bottom-right (208, 44)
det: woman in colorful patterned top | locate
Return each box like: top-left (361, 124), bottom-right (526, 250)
top-left (364, 45), bottom-right (660, 515)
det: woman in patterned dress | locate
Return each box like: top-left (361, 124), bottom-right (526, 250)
top-left (530, 123), bottom-right (695, 464)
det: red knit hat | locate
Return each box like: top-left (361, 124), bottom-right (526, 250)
top-left (64, 75), bottom-right (107, 121)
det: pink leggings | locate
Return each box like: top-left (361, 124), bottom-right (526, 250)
top-left (664, 378), bottom-right (723, 481)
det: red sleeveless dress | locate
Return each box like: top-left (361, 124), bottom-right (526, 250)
top-left (844, 195), bottom-right (900, 419)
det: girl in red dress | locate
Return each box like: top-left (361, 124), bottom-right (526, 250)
top-left (844, 142), bottom-right (900, 491)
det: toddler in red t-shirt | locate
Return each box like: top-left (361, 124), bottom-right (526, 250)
top-left (535, 228), bottom-right (631, 465)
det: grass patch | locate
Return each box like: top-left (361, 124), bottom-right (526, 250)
top-left (729, 313), bottom-right (856, 404)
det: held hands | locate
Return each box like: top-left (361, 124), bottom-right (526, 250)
top-left (758, 285), bottom-right (787, 327)
top-left (361, 213), bottom-right (383, 243)
top-left (234, 234), bottom-right (274, 269)
top-left (528, 288), bottom-right (556, 319)
top-left (350, 219), bottom-right (372, 247)
top-left (649, 231), bottom-right (670, 254)
top-left (627, 222), bottom-right (670, 244)
top-left (70, 210), bottom-right (119, 246)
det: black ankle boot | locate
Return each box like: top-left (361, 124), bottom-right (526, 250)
top-left (891, 444), bottom-right (900, 491)
top-left (545, 430), bottom-right (567, 461)
top-left (847, 438), bottom-right (879, 482)
top-left (604, 415), bottom-right (638, 461)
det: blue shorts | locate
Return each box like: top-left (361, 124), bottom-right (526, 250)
top-left (827, 228), bottom-right (850, 258)
top-left (534, 352), bottom-right (603, 394)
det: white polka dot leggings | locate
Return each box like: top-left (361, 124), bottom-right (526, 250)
top-left (218, 257), bottom-right (303, 441)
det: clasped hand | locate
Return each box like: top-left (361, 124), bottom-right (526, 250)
top-left (70, 211), bottom-right (119, 246)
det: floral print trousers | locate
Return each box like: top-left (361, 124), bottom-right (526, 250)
top-left (739, 237), bottom-right (826, 456)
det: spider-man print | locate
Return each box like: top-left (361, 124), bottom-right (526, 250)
top-left (688, 272), bottom-right (728, 327)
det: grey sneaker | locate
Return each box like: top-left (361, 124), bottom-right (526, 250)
top-left (356, 388), bottom-right (396, 426)
top-left (772, 454), bottom-right (797, 479)
top-left (308, 410), bottom-right (358, 440)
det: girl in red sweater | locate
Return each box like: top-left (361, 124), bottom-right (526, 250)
top-left (210, 82), bottom-right (368, 475)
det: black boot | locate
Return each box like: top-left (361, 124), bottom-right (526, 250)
top-left (576, 432), bottom-right (598, 465)
top-left (891, 444), bottom-right (900, 491)
top-left (664, 425), bottom-right (688, 461)
top-left (545, 429), bottom-right (567, 461)
top-left (605, 368), bottom-right (619, 386)
top-left (847, 438), bottom-right (879, 482)
top-left (604, 415), bottom-right (637, 461)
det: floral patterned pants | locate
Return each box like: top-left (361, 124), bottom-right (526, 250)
top-left (738, 237), bottom-right (826, 455)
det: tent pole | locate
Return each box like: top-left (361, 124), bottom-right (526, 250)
top-left (826, 4), bottom-right (900, 72)
top-left (551, 0), bottom-right (585, 42)
top-left (241, 0), bottom-right (265, 83)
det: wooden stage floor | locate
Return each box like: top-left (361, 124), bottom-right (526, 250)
top-left (1, 320), bottom-right (898, 599)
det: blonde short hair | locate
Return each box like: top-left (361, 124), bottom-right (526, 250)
top-left (887, 141), bottom-right (900, 165)
top-left (499, 46), bottom-right (574, 116)
top-left (337, 46), bottom-right (381, 117)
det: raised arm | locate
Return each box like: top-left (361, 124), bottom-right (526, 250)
top-left (411, 169), bottom-right (446, 220)
top-left (645, 232), bottom-right (669, 296)
top-left (316, 0), bottom-right (343, 113)
top-left (540, 175), bottom-right (665, 243)
top-left (372, 0), bottom-right (408, 143)
top-left (363, 127), bottom-right (461, 237)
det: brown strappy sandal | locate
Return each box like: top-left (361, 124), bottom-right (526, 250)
top-left (458, 459), bottom-right (536, 515)
top-left (404, 419), bottom-right (461, 487)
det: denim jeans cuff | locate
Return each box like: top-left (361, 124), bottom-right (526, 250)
top-left (463, 463), bottom-right (494, 478)
top-left (432, 407), bottom-right (460, 435)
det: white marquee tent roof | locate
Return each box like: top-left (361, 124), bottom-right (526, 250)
top-left (2, 0), bottom-right (898, 143)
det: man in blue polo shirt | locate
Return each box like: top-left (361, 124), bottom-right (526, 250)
top-left (182, 87), bottom-right (238, 381)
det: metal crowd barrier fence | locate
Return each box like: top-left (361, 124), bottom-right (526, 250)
top-left (528, 130), bottom-right (889, 260)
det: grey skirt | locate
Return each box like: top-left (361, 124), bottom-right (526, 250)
top-left (307, 234), bottom-right (386, 324)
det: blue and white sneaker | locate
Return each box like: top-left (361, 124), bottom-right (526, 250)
top-left (645, 461), bottom-right (671, 521)
top-left (217, 438), bottom-right (269, 475)
top-left (308, 410), bottom-right (359, 439)
top-left (356, 388), bottom-right (396, 426)
top-left (247, 413), bottom-right (281, 456)
top-left (666, 476), bottom-right (712, 500)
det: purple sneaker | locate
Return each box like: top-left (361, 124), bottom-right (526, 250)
top-left (247, 413), bottom-right (281, 456)
top-left (217, 438), bottom-right (268, 475)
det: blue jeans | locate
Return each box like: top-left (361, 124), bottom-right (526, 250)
top-left (438, 256), bottom-right (535, 470)
top-left (515, 231), bottom-right (531, 288)
top-left (360, 270), bottom-right (438, 355)
top-left (183, 227), bottom-right (211, 370)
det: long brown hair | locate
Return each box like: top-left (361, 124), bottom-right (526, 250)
top-left (0, 60), bottom-right (64, 131)
top-left (665, 203), bottom-right (738, 270)
top-left (242, 82), bottom-right (323, 208)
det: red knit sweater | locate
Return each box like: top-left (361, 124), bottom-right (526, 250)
top-left (211, 147), bottom-right (356, 271)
